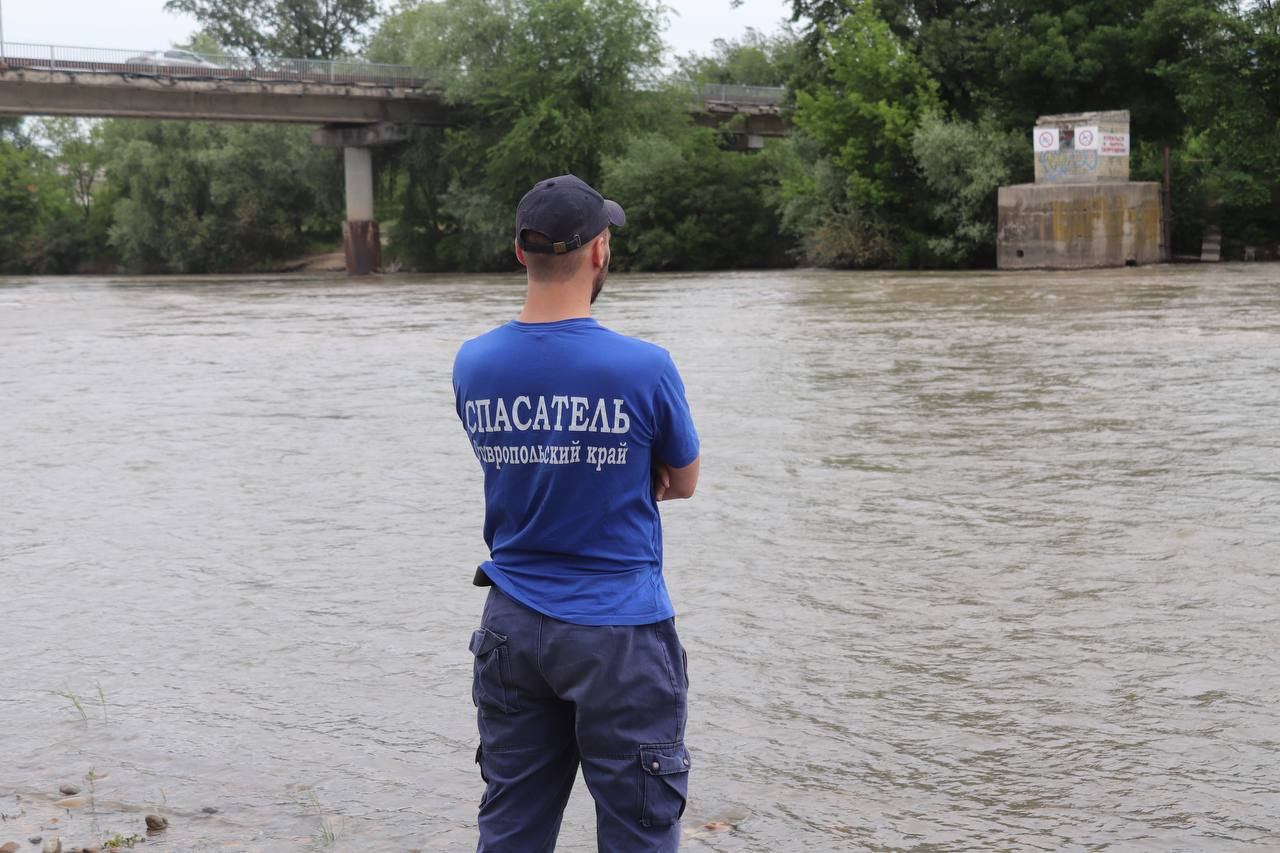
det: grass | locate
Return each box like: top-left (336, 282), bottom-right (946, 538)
top-left (304, 789), bottom-right (341, 847)
top-left (54, 687), bottom-right (88, 722)
top-left (53, 681), bottom-right (109, 723)
top-left (102, 833), bottom-right (144, 849)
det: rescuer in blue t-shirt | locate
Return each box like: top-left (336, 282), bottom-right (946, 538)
top-left (453, 174), bottom-right (701, 851)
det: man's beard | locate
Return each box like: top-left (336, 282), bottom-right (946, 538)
top-left (590, 248), bottom-right (610, 305)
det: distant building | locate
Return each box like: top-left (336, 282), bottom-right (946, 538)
top-left (997, 110), bottom-right (1164, 269)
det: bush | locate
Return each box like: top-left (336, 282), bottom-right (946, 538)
top-left (602, 128), bottom-right (791, 271)
top-left (911, 113), bottom-right (1027, 267)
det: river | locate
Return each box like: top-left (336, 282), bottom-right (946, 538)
top-left (2, 267), bottom-right (1278, 851)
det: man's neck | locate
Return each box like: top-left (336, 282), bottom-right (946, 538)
top-left (517, 278), bottom-right (592, 323)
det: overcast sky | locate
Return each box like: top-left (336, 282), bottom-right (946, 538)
top-left (0, 0), bottom-right (795, 62)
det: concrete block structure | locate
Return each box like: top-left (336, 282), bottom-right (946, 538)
top-left (997, 182), bottom-right (1162, 269)
top-left (998, 109), bottom-right (1165, 269)
top-left (1032, 110), bottom-right (1131, 184)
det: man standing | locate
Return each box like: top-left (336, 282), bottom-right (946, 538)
top-left (452, 174), bottom-right (700, 851)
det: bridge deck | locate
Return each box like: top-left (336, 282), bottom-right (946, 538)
top-left (0, 68), bottom-right (452, 124)
top-left (0, 42), bottom-right (786, 128)
top-left (0, 42), bottom-right (424, 87)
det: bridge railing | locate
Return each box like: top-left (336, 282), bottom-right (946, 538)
top-left (694, 83), bottom-right (788, 107)
top-left (0, 42), bottom-right (424, 88)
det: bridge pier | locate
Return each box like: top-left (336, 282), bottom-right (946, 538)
top-left (342, 146), bottom-right (380, 276)
top-left (313, 123), bottom-right (410, 276)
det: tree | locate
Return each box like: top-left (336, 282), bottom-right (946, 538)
top-left (34, 119), bottom-right (104, 221)
top-left (788, 0), bottom-right (1197, 138)
top-left (791, 0), bottom-right (939, 209)
top-left (768, 134), bottom-right (898, 268)
top-left (602, 128), bottom-right (791, 271)
top-left (675, 27), bottom-right (804, 87)
top-left (102, 120), bottom-right (342, 272)
top-left (369, 0), bottom-right (671, 270)
top-left (911, 113), bottom-right (1029, 266)
top-left (781, 0), bottom-right (1275, 265)
top-left (1146, 0), bottom-right (1280, 253)
top-left (747, 0), bottom-right (949, 267)
top-left (163, 0), bottom-right (379, 59)
top-left (0, 141), bottom-right (43, 272)
top-left (0, 121), bottom-right (103, 274)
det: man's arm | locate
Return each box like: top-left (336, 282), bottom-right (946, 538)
top-left (653, 456), bottom-right (699, 502)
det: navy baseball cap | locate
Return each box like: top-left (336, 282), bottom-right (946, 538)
top-left (515, 174), bottom-right (626, 255)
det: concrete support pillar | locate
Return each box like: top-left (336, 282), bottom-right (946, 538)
top-left (315, 125), bottom-right (407, 277)
top-left (342, 146), bottom-right (380, 276)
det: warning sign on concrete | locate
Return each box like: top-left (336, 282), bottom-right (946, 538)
top-left (1033, 127), bottom-right (1059, 153)
top-left (1075, 126), bottom-right (1099, 151)
top-left (1100, 132), bottom-right (1130, 156)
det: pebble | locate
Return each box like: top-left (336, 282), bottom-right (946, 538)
top-left (52, 797), bottom-right (87, 810)
top-left (29, 839), bottom-right (42, 846)
top-left (201, 806), bottom-right (219, 814)
top-left (1, 841), bottom-right (19, 853)
top-left (82, 845), bottom-right (101, 853)
top-left (702, 821), bottom-right (733, 831)
top-left (41, 840), bottom-right (60, 853)
top-left (143, 814), bottom-right (168, 831)
top-left (56, 786), bottom-right (79, 797)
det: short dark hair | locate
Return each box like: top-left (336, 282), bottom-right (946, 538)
top-left (521, 229), bottom-right (588, 282)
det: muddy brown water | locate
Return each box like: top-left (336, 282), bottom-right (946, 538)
top-left (2, 267), bottom-right (1278, 851)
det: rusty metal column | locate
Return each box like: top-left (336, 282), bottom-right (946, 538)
top-left (343, 146), bottom-right (379, 276)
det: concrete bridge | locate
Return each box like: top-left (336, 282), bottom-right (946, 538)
top-left (0, 43), bottom-right (788, 274)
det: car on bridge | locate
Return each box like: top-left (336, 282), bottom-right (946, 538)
top-left (124, 49), bottom-right (223, 71)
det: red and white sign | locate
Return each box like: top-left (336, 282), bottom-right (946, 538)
top-left (1100, 132), bottom-right (1130, 156)
top-left (1033, 127), bottom-right (1059, 153)
top-left (1075, 126), bottom-right (1099, 151)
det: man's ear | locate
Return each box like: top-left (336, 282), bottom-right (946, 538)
top-left (591, 232), bottom-right (608, 268)
top-left (515, 239), bottom-right (528, 268)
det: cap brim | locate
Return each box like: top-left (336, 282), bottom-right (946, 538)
top-left (603, 198), bottom-right (626, 227)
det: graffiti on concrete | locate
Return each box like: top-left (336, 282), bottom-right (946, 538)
top-left (1038, 150), bottom-right (1100, 183)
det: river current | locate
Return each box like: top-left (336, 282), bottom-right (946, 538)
top-left (2, 267), bottom-right (1278, 851)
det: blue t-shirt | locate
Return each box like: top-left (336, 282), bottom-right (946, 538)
top-left (452, 317), bottom-right (699, 626)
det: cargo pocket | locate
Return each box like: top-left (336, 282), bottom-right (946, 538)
top-left (469, 627), bottom-right (518, 713)
top-left (639, 742), bottom-right (691, 827)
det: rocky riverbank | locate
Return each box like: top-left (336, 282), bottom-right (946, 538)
top-left (1, 779), bottom-right (178, 853)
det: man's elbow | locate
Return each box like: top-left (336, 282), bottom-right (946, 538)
top-left (668, 481), bottom-right (696, 500)
top-left (665, 457), bottom-right (700, 500)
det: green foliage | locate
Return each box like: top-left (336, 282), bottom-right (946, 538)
top-left (0, 140), bottom-right (42, 272)
top-left (793, 2), bottom-right (940, 210)
top-left (101, 121), bottom-right (342, 272)
top-left (781, 0), bottom-right (1280, 264)
top-left (676, 27), bottom-right (804, 87)
top-left (911, 113), bottom-right (1029, 266)
top-left (768, 136), bottom-right (896, 268)
top-left (163, 0), bottom-right (379, 59)
top-left (34, 119), bottom-right (105, 221)
top-left (601, 128), bottom-right (791, 270)
top-left (774, 0), bottom-right (941, 267)
top-left (981, 1), bottom-right (1183, 140)
top-left (5, 0), bottom-right (1279, 274)
top-left (0, 125), bottom-right (97, 274)
top-left (372, 0), bottom-right (670, 270)
top-left (789, 1), bottom-right (1189, 138)
top-left (1148, 0), bottom-right (1280, 253)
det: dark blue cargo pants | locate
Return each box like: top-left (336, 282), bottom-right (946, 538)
top-left (470, 585), bottom-right (691, 851)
